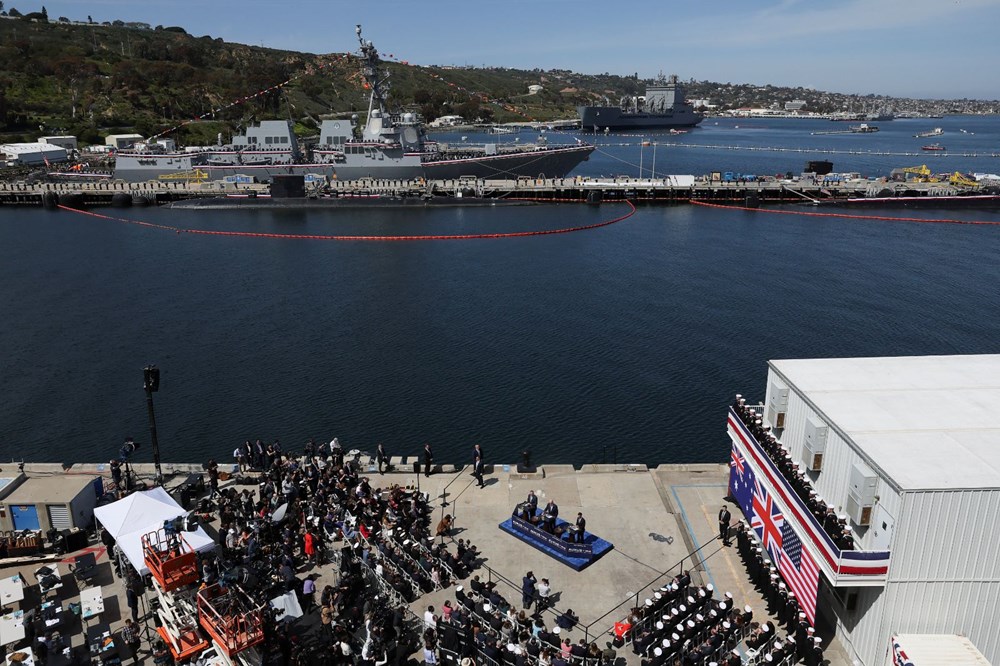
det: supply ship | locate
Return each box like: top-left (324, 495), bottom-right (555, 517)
top-left (577, 74), bottom-right (704, 131)
top-left (114, 26), bottom-right (594, 183)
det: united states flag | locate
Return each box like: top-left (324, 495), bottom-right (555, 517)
top-left (778, 519), bottom-right (820, 624)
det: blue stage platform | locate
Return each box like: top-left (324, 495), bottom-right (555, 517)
top-left (498, 513), bottom-right (614, 571)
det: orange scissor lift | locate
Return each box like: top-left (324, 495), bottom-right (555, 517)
top-left (142, 527), bottom-right (209, 661)
top-left (197, 583), bottom-right (265, 658)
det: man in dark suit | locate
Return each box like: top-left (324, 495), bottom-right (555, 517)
top-left (718, 505), bottom-right (731, 546)
top-left (423, 443), bottom-right (434, 477)
top-left (543, 499), bottom-right (558, 533)
top-left (473, 456), bottom-right (485, 488)
top-left (573, 513), bottom-right (586, 543)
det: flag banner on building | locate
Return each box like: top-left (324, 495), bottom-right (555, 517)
top-left (730, 440), bottom-right (821, 624)
top-left (889, 636), bottom-right (915, 666)
top-left (727, 408), bottom-right (890, 580)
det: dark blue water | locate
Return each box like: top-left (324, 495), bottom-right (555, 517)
top-left (3, 117), bottom-right (1000, 467)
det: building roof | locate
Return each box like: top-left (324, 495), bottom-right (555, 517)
top-left (1, 143), bottom-right (68, 155)
top-left (769, 354), bottom-right (1000, 491)
top-left (2, 474), bottom-right (97, 504)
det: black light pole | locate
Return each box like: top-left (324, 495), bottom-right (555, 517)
top-left (143, 365), bottom-right (164, 486)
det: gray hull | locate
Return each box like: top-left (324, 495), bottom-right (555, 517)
top-left (577, 106), bottom-right (704, 131)
top-left (116, 145), bottom-right (593, 183)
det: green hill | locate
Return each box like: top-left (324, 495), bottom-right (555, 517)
top-left (0, 16), bottom-right (634, 145)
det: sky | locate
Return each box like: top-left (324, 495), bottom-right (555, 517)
top-left (24, 0), bottom-right (1000, 100)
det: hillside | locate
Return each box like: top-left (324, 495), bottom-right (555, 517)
top-left (0, 15), bottom-right (994, 145)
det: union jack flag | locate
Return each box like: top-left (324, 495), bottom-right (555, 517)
top-left (730, 447), bottom-right (745, 476)
top-left (750, 479), bottom-right (784, 561)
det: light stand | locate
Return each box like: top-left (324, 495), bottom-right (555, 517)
top-left (143, 365), bottom-right (164, 486)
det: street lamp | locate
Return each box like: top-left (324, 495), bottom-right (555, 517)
top-left (143, 365), bottom-right (164, 486)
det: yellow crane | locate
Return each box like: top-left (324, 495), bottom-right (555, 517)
top-left (949, 172), bottom-right (979, 188)
top-left (158, 169), bottom-right (209, 182)
top-left (900, 165), bottom-right (940, 182)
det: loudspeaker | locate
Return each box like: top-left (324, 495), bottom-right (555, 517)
top-left (414, 462), bottom-right (421, 474)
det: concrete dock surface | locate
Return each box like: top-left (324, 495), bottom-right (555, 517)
top-left (1, 462), bottom-right (853, 665)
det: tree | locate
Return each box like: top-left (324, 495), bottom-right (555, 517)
top-left (40, 5), bottom-right (46, 18)
top-left (87, 15), bottom-right (92, 23)
top-left (9, 7), bottom-right (21, 17)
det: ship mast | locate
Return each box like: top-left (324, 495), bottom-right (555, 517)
top-left (356, 25), bottom-right (390, 120)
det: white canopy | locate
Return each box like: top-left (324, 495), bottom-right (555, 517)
top-left (93, 487), bottom-right (216, 575)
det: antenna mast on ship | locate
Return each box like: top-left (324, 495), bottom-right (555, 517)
top-left (356, 25), bottom-right (390, 119)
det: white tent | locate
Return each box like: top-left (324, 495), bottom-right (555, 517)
top-left (93, 487), bottom-right (216, 575)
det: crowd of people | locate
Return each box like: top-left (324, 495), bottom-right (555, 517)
top-left (734, 523), bottom-right (826, 666)
top-left (120, 437), bottom-right (493, 666)
top-left (732, 396), bottom-right (856, 550)
top-left (419, 576), bottom-right (589, 666)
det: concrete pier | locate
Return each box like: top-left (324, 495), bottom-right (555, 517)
top-left (2, 461), bottom-right (852, 665)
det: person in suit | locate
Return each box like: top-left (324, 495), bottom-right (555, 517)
top-left (573, 513), bottom-right (586, 543)
top-left (473, 456), bottom-right (485, 488)
top-left (376, 443), bottom-right (389, 475)
top-left (543, 499), bottom-right (558, 533)
top-left (423, 443), bottom-right (434, 477)
top-left (718, 505), bottom-right (732, 546)
top-left (522, 572), bottom-right (537, 609)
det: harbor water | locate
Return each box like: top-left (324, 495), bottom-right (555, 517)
top-left (2, 116), bottom-right (1000, 466)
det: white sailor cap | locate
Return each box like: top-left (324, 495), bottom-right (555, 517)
top-left (807, 627), bottom-right (815, 635)
top-left (671, 633), bottom-right (681, 642)
top-left (722, 621), bottom-right (731, 630)
top-left (553, 627), bottom-right (561, 635)
top-left (764, 655), bottom-right (774, 663)
top-left (709, 610), bottom-right (718, 618)
top-left (644, 598), bottom-right (653, 607)
top-left (678, 604), bottom-right (687, 613)
top-left (686, 620), bottom-right (695, 629)
top-left (675, 624), bottom-right (684, 633)
top-left (844, 526), bottom-right (853, 533)
top-left (653, 648), bottom-right (662, 657)
top-left (456, 586), bottom-right (464, 592)
top-left (697, 589), bottom-right (706, 598)
top-left (814, 637), bottom-right (823, 645)
top-left (706, 583), bottom-right (714, 592)
top-left (662, 614), bottom-right (670, 622)
top-left (744, 605), bottom-right (753, 613)
top-left (687, 596), bottom-right (695, 604)
top-left (671, 582), bottom-right (679, 591)
top-left (732, 649), bottom-right (741, 657)
top-left (838, 514), bottom-right (847, 521)
top-left (798, 612), bottom-right (806, 619)
top-left (655, 622), bottom-right (663, 630)
top-left (662, 639), bottom-right (670, 648)
top-left (786, 636), bottom-right (796, 645)
top-left (774, 641), bottom-right (783, 650)
top-left (762, 624), bottom-right (771, 633)
top-left (671, 608), bottom-right (679, 617)
top-left (654, 592), bottom-right (662, 600)
top-left (483, 604), bottom-right (491, 612)
top-left (695, 614), bottom-right (704, 622)
top-left (778, 582), bottom-right (786, 590)
top-left (724, 592), bottom-right (733, 600)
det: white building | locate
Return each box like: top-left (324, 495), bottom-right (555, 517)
top-left (39, 135), bottom-right (78, 151)
top-left (1, 142), bottom-right (69, 166)
top-left (728, 354), bottom-right (999, 665)
top-left (105, 133), bottom-right (145, 150)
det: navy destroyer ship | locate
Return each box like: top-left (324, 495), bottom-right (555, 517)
top-left (577, 74), bottom-right (703, 131)
top-left (114, 26), bottom-right (594, 183)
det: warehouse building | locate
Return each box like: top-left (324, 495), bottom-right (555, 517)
top-left (727, 354), bottom-right (998, 665)
top-left (1, 142), bottom-right (69, 166)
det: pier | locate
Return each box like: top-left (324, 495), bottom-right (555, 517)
top-left (1, 460), bottom-right (854, 665)
top-left (0, 176), bottom-right (987, 209)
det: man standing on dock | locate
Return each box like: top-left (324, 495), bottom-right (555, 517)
top-left (473, 445), bottom-right (485, 488)
top-left (423, 443), bottom-right (434, 477)
top-left (718, 505), bottom-right (732, 546)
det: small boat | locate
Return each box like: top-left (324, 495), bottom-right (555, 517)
top-left (922, 143), bottom-right (946, 151)
top-left (914, 128), bottom-right (943, 138)
top-left (850, 123), bottom-right (879, 133)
